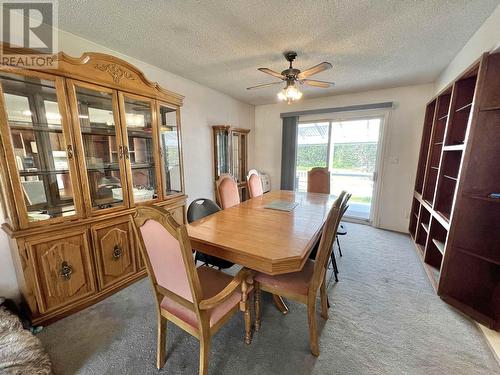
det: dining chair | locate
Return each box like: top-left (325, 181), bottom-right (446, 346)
top-left (216, 174), bottom-right (240, 209)
top-left (335, 193), bottom-right (351, 258)
top-left (132, 206), bottom-right (253, 374)
top-left (253, 191), bottom-right (347, 357)
top-left (307, 167), bottom-right (330, 194)
top-left (308, 192), bottom-right (350, 282)
top-left (187, 198), bottom-right (234, 269)
top-left (247, 170), bottom-right (263, 198)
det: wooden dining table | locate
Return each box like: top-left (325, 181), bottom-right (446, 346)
top-left (186, 190), bottom-right (336, 313)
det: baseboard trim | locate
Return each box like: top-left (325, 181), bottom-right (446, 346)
top-left (478, 324), bottom-right (500, 367)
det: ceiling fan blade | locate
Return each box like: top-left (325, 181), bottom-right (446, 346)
top-left (258, 67), bottom-right (285, 79)
top-left (246, 81), bottom-right (284, 90)
top-left (300, 79), bottom-right (335, 88)
top-left (297, 62), bottom-right (333, 79)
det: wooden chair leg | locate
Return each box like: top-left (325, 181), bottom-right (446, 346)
top-left (307, 301), bottom-right (320, 357)
top-left (272, 294), bottom-right (289, 314)
top-left (157, 315), bottom-right (167, 369)
top-left (255, 282), bottom-right (261, 331)
top-left (320, 278), bottom-right (329, 320)
top-left (331, 252), bottom-right (339, 282)
top-left (199, 334), bottom-right (210, 375)
top-left (241, 279), bottom-right (252, 344)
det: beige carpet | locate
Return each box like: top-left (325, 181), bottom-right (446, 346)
top-left (38, 224), bottom-right (499, 374)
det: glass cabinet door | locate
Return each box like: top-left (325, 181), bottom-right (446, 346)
top-left (67, 81), bottom-right (129, 213)
top-left (119, 94), bottom-right (159, 204)
top-left (158, 104), bottom-right (183, 197)
top-left (232, 131), bottom-right (247, 183)
top-left (213, 127), bottom-right (230, 179)
top-left (0, 72), bottom-right (81, 226)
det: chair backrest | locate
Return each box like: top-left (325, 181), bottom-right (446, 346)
top-left (340, 193), bottom-right (351, 218)
top-left (132, 206), bottom-right (203, 309)
top-left (247, 169), bottom-right (258, 178)
top-left (187, 198), bottom-right (221, 223)
top-left (307, 167), bottom-right (330, 194)
top-left (247, 173), bottom-right (263, 198)
top-left (216, 174), bottom-right (240, 209)
top-left (310, 191), bottom-right (347, 295)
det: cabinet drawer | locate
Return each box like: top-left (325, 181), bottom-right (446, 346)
top-left (27, 230), bottom-right (96, 313)
top-left (91, 218), bottom-right (137, 290)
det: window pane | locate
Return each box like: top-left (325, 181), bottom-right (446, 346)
top-left (75, 86), bottom-right (125, 210)
top-left (232, 134), bottom-right (240, 182)
top-left (123, 97), bottom-right (157, 202)
top-left (1, 73), bottom-right (76, 222)
top-left (296, 122), bottom-right (329, 191)
top-left (159, 105), bottom-right (181, 195)
top-left (216, 130), bottom-right (229, 176)
top-left (329, 118), bottom-right (381, 220)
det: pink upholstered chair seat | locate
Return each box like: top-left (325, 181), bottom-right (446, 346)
top-left (254, 259), bottom-right (315, 296)
top-left (161, 266), bottom-right (243, 329)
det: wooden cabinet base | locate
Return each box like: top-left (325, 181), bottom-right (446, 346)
top-left (5, 196), bottom-right (186, 326)
top-left (31, 269), bottom-right (147, 326)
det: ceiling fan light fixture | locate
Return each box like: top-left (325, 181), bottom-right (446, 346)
top-left (277, 83), bottom-right (302, 104)
top-left (249, 51), bottom-right (333, 103)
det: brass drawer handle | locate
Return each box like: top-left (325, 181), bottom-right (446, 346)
top-left (118, 145), bottom-right (124, 159)
top-left (60, 261), bottom-right (73, 280)
top-left (112, 245), bottom-right (122, 260)
top-left (67, 144), bottom-right (74, 159)
top-left (124, 146), bottom-right (130, 160)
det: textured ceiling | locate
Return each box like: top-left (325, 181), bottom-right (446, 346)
top-left (58, 1), bottom-right (498, 105)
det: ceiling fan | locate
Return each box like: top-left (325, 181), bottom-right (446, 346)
top-left (247, 51), bottom-right (334, 103)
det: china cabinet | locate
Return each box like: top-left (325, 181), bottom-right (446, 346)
top-left (0, 47), bottom-right (185, 324)
top-left (212, 125), bottom-right (250, 201)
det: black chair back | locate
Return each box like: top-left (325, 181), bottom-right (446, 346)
top-left (186, 198), bottom-right (233, 269)
top-left (187, 198), bottom-right (221, 223)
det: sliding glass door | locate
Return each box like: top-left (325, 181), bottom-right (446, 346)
top-left (295, 116), bottom-right (383, 221)
top-left (296, 121), bottom-right (329, 191)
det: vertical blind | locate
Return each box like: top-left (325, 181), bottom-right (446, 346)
top-left (280, 116), bottom-right (298, 190)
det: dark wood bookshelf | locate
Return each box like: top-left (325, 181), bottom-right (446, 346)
top-left (410, 51), bottom-right (500, 331)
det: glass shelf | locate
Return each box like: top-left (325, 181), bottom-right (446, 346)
top-left (85, 162), bottom-right (155, 172)
top-left (81, 126), bottom-right (117, 136)
top-left (19, 169), bottom-right (70, 176)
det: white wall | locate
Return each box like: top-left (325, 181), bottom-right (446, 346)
top-left (57, 30), bottom-right (256, 201)
top-left (0, 29), bottom-right (255, 299)
top-left (254, 84), bottom-right (434, 233)
top-left (0, 211), bottom-right (18, 300)
top-left (435, 4), bottom-right (500, 92)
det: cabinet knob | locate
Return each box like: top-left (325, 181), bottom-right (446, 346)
top-left (112, 245), bottom-right (122, 260)
top-left (60, 261), bottom-right (73, 280)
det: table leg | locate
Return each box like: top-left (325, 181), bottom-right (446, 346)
top-left (272, 294), bottom-right (289, 315)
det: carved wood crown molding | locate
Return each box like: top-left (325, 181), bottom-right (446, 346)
top-left (95, 63), bottom-right (135, 84)
top-left (0, 43), bottom-right (184, 106)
